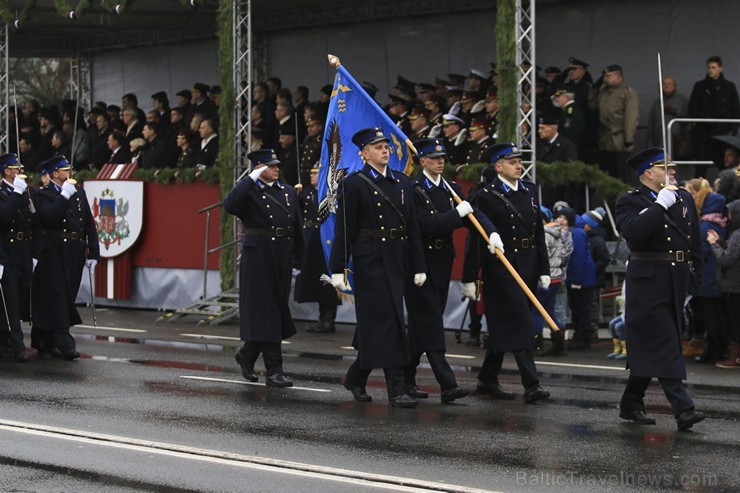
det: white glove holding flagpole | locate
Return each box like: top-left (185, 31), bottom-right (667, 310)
top-left (539, 275), bottom-right (551, 290)
top-left (461, 282), bottom-right (477, 300)
top-left (61, 180), bottom-right (77, 199)
top-left (488, 232), bottom-right (504, 254)
top-left (413, 273), bottom-right (427, 287)
top-left (455, 200), bottom-right (473, 218)
top-left (330, 273), bottom-right (351, 292)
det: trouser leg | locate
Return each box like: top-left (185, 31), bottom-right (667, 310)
top-left (404, 352), bottom-right (422, 386)
top-left (346, 356), bottom-right (371, 387)
top-left (260, 342), bottom-right (284, 377)
top-left (239, 342), bottom-right (261, 370)
top-left (620, 375), bottom-right (651, 412)
top-left (512, 349), bottom-right (539, 388)
top-left (426, 350), bottom-right (457, 391)
top-left (54, 328), bottom-right (76, 352)
top-left (658, 378), bottom-right (695, 417)
top-left (384, 367), bottom-right (406, 398)
top-left (478, 348), bottom-right (504, 384)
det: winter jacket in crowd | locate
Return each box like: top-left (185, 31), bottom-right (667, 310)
top-left (711, 198), bottom-right (740, 294)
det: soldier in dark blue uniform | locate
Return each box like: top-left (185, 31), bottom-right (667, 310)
top-left (0, 154), bottom-right (34, 361)
top-left (33, 155), bottom-right (100, 361)
top-left (329, 127), bottom-right (426, 408)
top-left (615, 147), bottom-right (706, 430)
top-left (294, 165), bottom-right (340, 333)
top-left (404, 138), bottom-right (496, 403)
top-left (462, 142), bottom-right (551, 403)
top-left (224, 149), bottom-right (303, 388)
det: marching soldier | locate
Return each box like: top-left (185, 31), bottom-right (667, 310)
top-left (294, 166), bottom-right (340, 333)
top-left (464, 118), bottom-right (493, 164)
top-left (224, 149), bottom-right (303, 387)
top-left (33, 155), bottom-right (99, 361)
top-left (404, 138), bottom-right (495, 403)
top-left (462, 143), bottom-right (551, 403)
top-left (615, 147), bottom-right (706, 430)
top-left (329, 127), bottom-right (426, 408)
top-left (0, 154), bottom-right (34, 361)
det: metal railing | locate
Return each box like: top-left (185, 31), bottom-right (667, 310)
top-left (197, 200), bottom-right (238, 300)
top-left (667, 117), bottom-right (740, 166)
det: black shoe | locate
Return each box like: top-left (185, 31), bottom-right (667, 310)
top-left (312, 322), bottom-right (336, 333)
top-left (62, 350), bottom-right (80, 361)
top-left (13, 351), bottom-right (29, 363)
top-left (343, 381), bottom-right (372, 402)
top-left (567, 339), bottom-right (591, 350)
top-left (406, 385), bottom-right (428, 399)
top-left (476, 381), bottom-right (516, 400)
top-left (619, 409), bottom-right (656, 425)
top-left (441, 386), bottom-right (469, 403)
top-left (676, 410), bottom-right (705, 430)
top-left (465, 336), bottom-right (481, 347)
top-left (266, 373), bottom-right (293, 388)
top-left (541, 346), bottom-right (567, 356)
top-left (46, 345), bottom-right (64, 359)
top-left (234, 352), bottom-right (258, 382)
top-left (389, 394), bottom-right (418, 408)
top-left (523, 385), bottom-right (550, 404)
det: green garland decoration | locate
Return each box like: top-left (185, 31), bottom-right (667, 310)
top-left (0, 0), bottom-right (37, 25)
top-left (216, 0), bottom-right (236, 292)
top-left (54, 0), bottom-right (94, 17)
top-left (496, 0), bottom-right (517, 143)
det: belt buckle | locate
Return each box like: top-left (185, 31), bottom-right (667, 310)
top-left (16, 232), bottom-right (24, 240)
top-left (274, 227), bottom-right (285, 237)
top-left (70, 232), bottom-right (79, 240)
top-left (521, 237), bottom-right (531, 248)
top-left (434, 239), bottom-right (444, 249)
top-left (390, 228), bottom-right (399, 238)
top-left (676, 251), bottom-right (685, 262)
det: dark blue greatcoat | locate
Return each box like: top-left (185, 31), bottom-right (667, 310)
top-left (329, 164), bottom-right (425, 369)
top-left (0, 182), bottom-right (35, 350)
top-left (405, 175), bottom-right (494, 353)
top-left (294, 185), bottom-right (338, 305)
top-left (224, 177), bottom-right (303, 343)
top-left (616, 185), bottom-right (703, 379)
top-left (33, 183), bottom-right (100, 328)
top-left (462, 176), bottom-right (549, 352)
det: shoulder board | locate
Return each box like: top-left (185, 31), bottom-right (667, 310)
top-left (627, 188), bottom-right (641, 194)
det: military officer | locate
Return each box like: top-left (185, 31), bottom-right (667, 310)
top-left (0, 154), bottom-right (34, 361)
top-left (404, 138), bottom-right (496, 403)
top-left (294, 165), bottom-right (339, 333)
top-left (441, 114), bottom-right (468, 168)
top-left (462, 143), bottom-right (551, 403)
top-left (551, 85), bottom-right (586, 151)
top-left (33, 155), bottom-right (99, 361)
top-left (300, 117), bottom-right (323, 185)
top-left (615, 147), bottom-right (706, 430)
top-left (464, 118), bottom-right (493, 164)
top-left (535, 116), bottom-right (578, 163)
top-left (224, 149), bottom-right (303, 387)
top-left (408, 108), bottom-right (431, 142)
top-left (329, 127), bottom-right (426, 408)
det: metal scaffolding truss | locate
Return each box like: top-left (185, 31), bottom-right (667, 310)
top-left (233, 0), bottom-right (253, 182)
top-left (516, 0), bottom-right (537, 182)
top-left (0, 24), bottom-right (7, 154)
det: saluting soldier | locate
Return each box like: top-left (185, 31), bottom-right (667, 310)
top-left (294, 165), bottom-right (340, 333)
top-left (0, 154), bottom-right (34, 361)
top-left (33, 155), bottom-right (99, 361)
top-left (329, 127), bottom-right (426, 408)
top-left (404, 138), bottom-right (496, 403)
top-left (224, 149), bottom-right (303, 387)
top-left (615, 147), bottom-right (706, 430)
top-left (464, 118), bottom-right (493, 164)
top-left (462, 143), bottom-right (551, 403)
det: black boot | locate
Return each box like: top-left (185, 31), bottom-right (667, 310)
top-left (312, 303), bottom-right (336, 333)
top-left (543, 330), bottom-right (566, 356)
top-left (466, 310), bottom-right (482, 347)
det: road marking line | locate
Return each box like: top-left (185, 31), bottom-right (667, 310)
top-left (443, 354), bottom-right (476, 360)
top-left (340, 346), bottom-right (355, 350)
top-left (179, 375), bottom-right (331, 393)
top-left (75, 325), bottom-right (147, 333)
top-left (535, 361), bottom-right (625, 371)
top-left (182, 334), bottom-right (242, 341)
top-left (0, 419), bottom-right (497, 493)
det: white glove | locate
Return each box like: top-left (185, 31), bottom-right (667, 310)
top-left (455, 200), bottom-right (473, 218)
top-left (61, 180), bottom-right (77, 199)
top-left (539, 275), bottom-right (551, 290)
top-left (12, 175), bottom-right (27, 194)
top-left (656, 187), bottom-right (677, 210)
top-left (32, 258), bottom-right (38, 272)
top-left (462, 282), bottom-right (477, 300)
top-left (331, 272), bottom-right (351, 291)
top-left (0, 264), bottom-right (3, 279)
top-left (571, 284), bottom-right (582, 290)
top-left (249, 165), bottom-right (267, 182)
top-left (86, 259), bottom-right (97, 270)
top-left (488, 232), bottom-right (504, 254)
top-left (414, 273), bottom-right (427, 287)
top-left (292, 268), bottom-right (301, 277)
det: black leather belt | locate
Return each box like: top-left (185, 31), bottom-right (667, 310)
top-left (358, 228), bottom-right (406, 239)
top-left (630, 251), bottom-right (687, 262)
top-left (303, 220), bottom-right (320, 229)
top-left (504, 236), bottom-right (535, 249)
top-left (40, 230), bottom-right (82, 241)
top-left (4, 231), bottom-right (32, 241)
top-left (425, 237), bottom-right (453, 249)
top-left (243, 227), bottom-right (294, 237)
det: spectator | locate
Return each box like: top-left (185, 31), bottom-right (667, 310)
top-left (581, 207), bottom-right (611, 341)
top-left (122, 108), bottom-right (144, 145)
top-left (121, 93), bottom-right (146, 124)
top-left (176, 89), bottom-right (192, 119)
top-left (276, 124), bottom-right (299, 186)
top-left (647, 76), bottom-right (689, 154)
top-left (107, 105), bottom-right (125, 133)
top-left (186, 82), bottom-right (218, 130)
top-left (106, 130), bottom-right (131, 164)
top-left (140, 123), bottom-right (170, 169)
top-left (129, 137), bottom-right (146, 165)
top-left (551, 85), bottom-right (586, 153)
top-left (195, 119), bottom-right (219, 168)
top-left (18, 133), bottom-right (40, 171)
top-left (175, 129), bottom-right (197, 169)
top-left (151, 91), bottom-right (171, 129)
top-left (91, 113), bottom-right (111, 170)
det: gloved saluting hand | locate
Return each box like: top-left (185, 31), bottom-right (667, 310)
top-left (12, 175), bottom-right (27, 195)
top-left (248, 165), bottom-right (267, 182)
top-left (488, 232), bottom-right (504, 254)
top-left (656, 187), bottom-right (677, 210)
top-left (61, 180), bottom-right (77, 199)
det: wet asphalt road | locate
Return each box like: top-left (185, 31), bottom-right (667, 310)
top-left (0, 307), bottom-right (739, 492)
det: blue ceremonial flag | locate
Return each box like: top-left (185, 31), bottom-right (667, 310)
top-left (316, 61), bottom-right (414, 293)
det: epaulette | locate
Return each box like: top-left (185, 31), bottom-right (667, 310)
top-left (627, 188), bottom-right (640, 194)
top-left (566, 107), bottom-right (573, 114)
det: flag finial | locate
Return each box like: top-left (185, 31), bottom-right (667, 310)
top-left (327, 54), bottom-right (341, 68)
